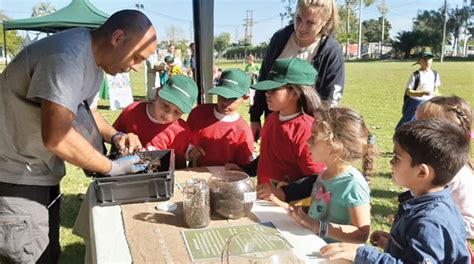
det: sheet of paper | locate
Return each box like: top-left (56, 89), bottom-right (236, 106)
top-left (252, 200), bottom-right (333, 263)
top-left (181, 222), bottom-right (288, 261)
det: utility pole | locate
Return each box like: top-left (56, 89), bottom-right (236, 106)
top-left (462, 0), bottom-right (471, 57)
top-left (357, 0), bottom-right (363, 59)
top-left (136, 2), bottom-right (146, 89)
top-left (235, 27), bottom-right (239, 44)
top-left (345, 0), bottom-right (351, 60)
top-left (243, 10), bottom-right (255, 58)
top-left (441, 0), bottom-right (448, 62)
top-left (377, 0), bottom-right (388, 58)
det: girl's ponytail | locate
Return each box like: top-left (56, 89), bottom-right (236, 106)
top-left (362, 135), bottom-right (376, 183)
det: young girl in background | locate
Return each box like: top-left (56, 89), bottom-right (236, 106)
top-left (269, 107), bottom-right (375, 244)
top-left (415, 95), bottom-right (474, 239)
top-left (250, 57), bottom-right (326, 196)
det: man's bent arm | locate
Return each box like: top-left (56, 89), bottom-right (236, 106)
top-left (91, 107), bottom-right (117, 144)
top-left (41, 100), bottom-right (111, 174)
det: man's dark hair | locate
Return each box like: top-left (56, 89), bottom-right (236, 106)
top-left (98, 9), bottom-right (152, 38)
top-left (394, 119), bottom-right (470, 186)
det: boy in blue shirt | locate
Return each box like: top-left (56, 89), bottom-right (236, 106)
top-left (320, 119), bottom-right (471, 263)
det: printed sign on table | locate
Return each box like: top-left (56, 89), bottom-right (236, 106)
top-left (181, 222), bottom-right (290, 261)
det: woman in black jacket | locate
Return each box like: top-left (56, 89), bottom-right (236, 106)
top-left (249, 0), bottom-right (345, 141)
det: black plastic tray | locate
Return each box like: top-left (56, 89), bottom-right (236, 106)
top-left (93, 149), bottom-right (175, 206)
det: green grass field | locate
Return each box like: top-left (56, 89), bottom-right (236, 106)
top-left (1, 60), bottom-right (473, 262)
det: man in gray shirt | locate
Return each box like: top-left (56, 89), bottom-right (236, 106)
top-left (0, 10), bottom-right (157, 263)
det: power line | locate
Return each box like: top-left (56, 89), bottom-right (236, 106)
top-left (146, 8), bottom-right (192, 24)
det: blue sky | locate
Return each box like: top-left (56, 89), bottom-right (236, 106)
top-left (0, 0), bottom-right (469, 44)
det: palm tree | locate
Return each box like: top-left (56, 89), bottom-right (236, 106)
top-left (31, 2), bottom-right (56, 17)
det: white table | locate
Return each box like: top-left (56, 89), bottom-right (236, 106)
top-left (73, 167), bottom-right (342, 263)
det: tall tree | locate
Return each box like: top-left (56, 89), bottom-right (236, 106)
top-left (362, 17), bottom-right (391, 43)
top-left (0, 11), bottom-right (24, 57)
top-left (413, 9), bottom-right (444, 54)
top-left (446, 6), bottom-right (470, 56)
top-left (337, 4), bottom-right (358, 55)
top-left (280, 0), bottom-right (296, 23)
top-left (31, 2), bottom-right (56, 17)
top-left (214, 32), bottom-right (231, 59)
top-left (392, 30), bottom-right (425, 58)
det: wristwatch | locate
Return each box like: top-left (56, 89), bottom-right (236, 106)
top-left (111, 132), bottom-right (126, 144)
top-left (318, 220), bottom-right (329, 237)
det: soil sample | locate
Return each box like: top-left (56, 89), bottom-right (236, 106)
top-left (183, 178), bottom-right (210, 228)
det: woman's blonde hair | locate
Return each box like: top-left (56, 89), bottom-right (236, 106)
top-left (297, 0), bottom-right (340, 35)
top-left (313, 107), bottom-right (376, 181)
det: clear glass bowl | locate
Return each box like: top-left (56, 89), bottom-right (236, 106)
top-left (208, 171), bottom-right (256, 219)
top-left (221, 231), bottom-right (304, 264)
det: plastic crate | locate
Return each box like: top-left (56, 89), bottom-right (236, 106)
top-left (93, 150), bottom-right (175, 206)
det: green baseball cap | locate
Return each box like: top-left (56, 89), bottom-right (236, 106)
top-left (413, 51), bottom-right (434, 65)
top-left (251, 58), bottom-right (317, 91)
top-left (164, 55), bottom-right (174, 63)
top-left (158, 75), bottom-right (198, 113)
top-left (207, 69), bottom-right (250, 98)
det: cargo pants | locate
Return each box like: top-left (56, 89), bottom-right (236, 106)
top-left (0, 183), bottom-right (60, 264)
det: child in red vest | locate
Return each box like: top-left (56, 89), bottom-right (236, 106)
top-left (249, 58), bottom-right (326, 196)
top-left (187, 69), bottom-right (254, 167)
top-left (113, 75), bottom-right (197, 168)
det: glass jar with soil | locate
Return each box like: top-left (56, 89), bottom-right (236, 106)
top-left (208, 171), bottom-right (256, 219)
top-left (183, 178), bottom-right (211, 228)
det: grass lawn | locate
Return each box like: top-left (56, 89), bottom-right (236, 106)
top-left (1, 60), bottom-right (473, 262)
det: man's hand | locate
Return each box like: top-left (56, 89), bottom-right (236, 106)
top-left (369, 230), bottom-right (390, 249)
top-left (250, 122), bottom-right (261, 142)
top-left (113, 132), bottom-right (142, 153)
top-left (108, 155), bottom-right (145, 176)
top-left (320, 242), bottom-right (362, 262)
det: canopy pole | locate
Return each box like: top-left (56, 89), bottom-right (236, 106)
top-left (192, 0), bottom-right (214, 104)
top-left (3, 28), bottom-right (7, 66)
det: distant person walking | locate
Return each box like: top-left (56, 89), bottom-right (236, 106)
top-left (395, 51), bottom-right (441, 130)
top-left (145, 49), bottom-right (160, 99)
top-left (245, 54), bottom-right (260, 106)
top-left (249, 0), bottom-right (345, 142)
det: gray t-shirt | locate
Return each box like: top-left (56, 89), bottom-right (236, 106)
top-left (0, 27), bottom-right (103, 186)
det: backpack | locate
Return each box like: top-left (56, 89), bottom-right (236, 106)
top-left (403, 70), bottom-right (438, 102)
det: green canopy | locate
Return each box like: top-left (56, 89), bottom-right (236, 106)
top-left (3, 0), bottom-right (109, 33)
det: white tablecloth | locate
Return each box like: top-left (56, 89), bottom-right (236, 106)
top-left (73, 184), bottom-right (132, 264)
top-left (73, 168), bottom-right (343, 264)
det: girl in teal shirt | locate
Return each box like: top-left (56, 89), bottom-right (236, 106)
top-left (268, 107), bottom-right (375, 244)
